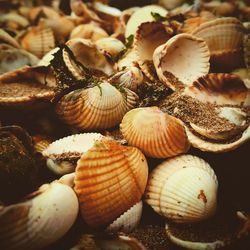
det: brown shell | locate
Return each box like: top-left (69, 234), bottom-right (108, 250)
top-left (74, 138), bottom-right (148, 227)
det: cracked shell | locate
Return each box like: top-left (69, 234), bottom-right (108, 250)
top-left (145, 155), bottom-right (218, 223)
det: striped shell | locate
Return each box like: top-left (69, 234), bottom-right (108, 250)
top-left (56, 81), bottom-right (138, 131)
top-left (107, 201), bottom-right (143, 233)
top-left (153, 33), bottom-right (210, 90)
top-left (0, 29), bottom-right (20, 48)
top-left (120, 107), bottom-right (190, 158)
top-left (74, 138), bottom-right (148, 227)
top-left (0, 182), bottom-right (79, 249)
top-left (192, 17), bottom-right (245, 72)
top-left (145, 155), bottom-right (218, 223)
top-left (20, 26), bottom-right (55, 58)
top-left (42, 133), bottom-right (103, 175)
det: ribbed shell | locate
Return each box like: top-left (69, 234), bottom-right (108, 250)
top-left (20, 26), bottom-right (55, 58)
top-left (192, 17), bottom-right (245, 71)
top-left (145, 155), bottom-right (218, 223)
top-left (0, 182), bottom-right (79, 250)
top-left (184, 73), bottom-right (250, 107)
top-left (56, 82), bottom-right (138, 130)
top-left (153, 33), bottom-right (210, 90)
top-left (134, 21), bottom-right (172, 80)
top-left (120, 107), bottom-right (190, 158)
top-left (107, 201), bottom-right (143, 233)
top-left (0, 29), bottom-right (20, 48)
top-left (74, 139), bottom-right (148, 227)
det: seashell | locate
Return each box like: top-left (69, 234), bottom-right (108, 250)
top-left (96, 37), bottom-right (126, 60)
top-left (0, 47), bottom-right (39, 74)
top-left (56, 81), bottom-right (138, 130)
top-left (93, 2), bottom-right (122, 17)
top-left (125, 5), bottom-right (168, 38)
top-left (70, 234), bottom-right (147, 250)
top-left (181, 11), bottom-right (216, 34)
top-left (70, 22), bottom-right (109, 42)
top-left (107, 201), bottom-right (143, 233)
top-left (243, 34), bottom-right (250, 78)
top-left (42, 133), bottom-right (103, 175)
top-left (145, 154), bottom-right (218, 223)
top-left (134, 22), bottom-right (172, 81)
top-left (120, 107), bottom-right (190, 158)
top-left (109, 66), bottom-right (144, 92)
top-left (0, 13), bottom-right (29, 30)
top-left (185, 125), bottom-right (250, 153)
top-left (120, 7), bottom-right (140, 26)
top-left (0, 66), bottom-right (57, 108)
top-left (184, 73), bottom-right (250, 107)
top-left (153, 33), bottom-right (210, 90)
top-left (116, 49), bottom-right (139, 71)
top-left (231, 68), bottom-right (249, 80)
top-left (202, 1), bottom-right (237, 17)
top-left (0, 29), bottom-right (20, 48)
top-left (20, 26), bottom-right (56, 58)
top-left (65, 38), bottom-right (114, 76)
top-left (28, 6), bottom-right (61, 22)
top-left (192, 17), bottom-right (245, 72)
top-left (158, 0), bottom-right (185, 10)
top-left (0, 182), bottom-right (79, 250)
top-left (74, 138), bottom-right (148, 227)
top-left (32, 135), bottom-right (53, 154)
top-left (38, 47), bottom-right (60, 66)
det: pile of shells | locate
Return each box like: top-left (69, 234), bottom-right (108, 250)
top-left (0, 0), bottom-right (250, 249)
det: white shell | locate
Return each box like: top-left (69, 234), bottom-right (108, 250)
top-left (145, 155), bottom-right (218, 223)
top-left (0, 182), bottom-right (79, 249)
top-left (107, 201), bottom-right (143, 233)
top-left (38, 47), bottom-right (60, 66)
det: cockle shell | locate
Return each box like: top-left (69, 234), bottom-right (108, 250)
top-left (28, 6), bottom-right (61, 22)
top-left (56, 81), bottom-right (138, 130)
top-left (0, 13), bottom-right (29, 29)
top-left (244, 34), bottom-right (250, 78)
top-left (153, 33), bottom-right (210, 90)
top-left (42, 133), bottom-right (103, 175)
top-left (145, 154), bottom-right (218, 223)
top-left (38, 47), bottom-right (60, 66)
top-left (192, 17), bottom-right (245, 72)
top-left (116, 49), bottom-right (139, 71)
top-left (74, 138), bottom-right (148, 227)
top-left (125, 5), bottom-right (168, 38)
top-left (0, 29), bottom-right (20, 48)
top-left (158, 0), bottom-right (185, 10)
top-left (32, 135), bottom-right (52, 154)
top-left (65, 38), bottom-right (114, 76)
top-left (20, 26), bottom-right (56, 58)
top-left (0, 47), bottom-right (39, 74)
top-left (184, 73), bottom-right (250, 107)
top-left (0, 182), bottom-right (79, 250)
top-left (0, 66), bottom-right (56, 107)
top-left (134, 22), bottom-right (172, 80)
top-left (120, 107), bottom-right (190, 158)
top-left (70, 22), bottom-right (109, 42)
top-left (107, 201), bottom-right (143, 233)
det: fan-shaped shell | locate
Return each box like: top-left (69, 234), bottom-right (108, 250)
top-left (120, 107), bottom-right (190, 158)
top-left (28, 6), bottom-right (61, 22)
top-left (153, 33), bottom-right (210, 90)
top-left (33, 135), bottom-right (52, 154)
top-left (0, 13), bottom-right (29, 29)
top-left (116, 49), bottom-right (138, 71)
top-left (145, 154), bottom-right (218, 223)
top-left (107, 201), bottom-right (143, 233)
top-left (0, 182), bottom-right (79, 250)
top-left (56, 81), bottom-right (138, 130)
top-left (38, 47), bottom-right (60, 66)
top-left (125, 5), bottom-right (168, 38)
top-left (134, 22), bottom-right (172, 80)
top-left (42, 133), bottom-right (103, 175)
top-left (74, 139), bottom-right (148, 227)
top-left (184, 73), bottom-right (250, 107)
top-left (0, 29), bottom-right (20, 48)
top-left (158, 0), bottom-right (185, 10)
top-left (65, 38), bottom-right (114, 76)
top-left (20, 26), bottom-right (55, 58)
top-left (192, 17), bottom-right (245, 72)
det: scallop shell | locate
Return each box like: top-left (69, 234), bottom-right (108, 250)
top-left (93, 2), bottom-right (122, 17)
top-left (158, 0), bottom-right (185, 10)
top-left (32, 135), bottom-right (53, 154)
top-left (38, 47), bottom-right (60, 67)
top-left (145, 154), bottom-right (218, 223)
top-left (0, 47), bottom-right (39, 74)
top-left (0, 182), bottom-right (79, 249)
top-left (243, 34), bottom-right (250, 78)
top-left (134, 22), bottom-right (172, 80)
top-left (184, 73), bottom-right (250, 107)
top-left (116, 49), bottom-right (139, 71)
top-left (0, 29), bottom-right (20, 48)
top-left (192, 17), bottom-right (245, 72)
top-left (20, 26), bottom-right (55, 58)
top-left (153, 33), bottom-right (210, 90)
top-left (70, 22), bottom-right (109, 42)
top-left (56, 81), bottom-right (138, 130)
top-left (28, 6), bottom-right (61, 22)
top-left (107, 201), bottom-right (143, 233)
top-left (125, 5), bottom-right (168, 38)
top-left (74, 138), bottom-right (148, 227)
top-left (0, 66), bottom-right (56, 107)
top-left (0, 13), bottom-right (29, 29)
top-left (65, 38), bottom-right (114, 76)
top-left (120, 107), bottom-right (190, 158)
top-left (42, 133), bottom-right (103, 175)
